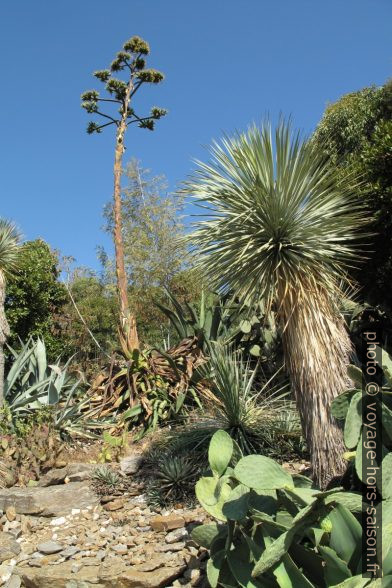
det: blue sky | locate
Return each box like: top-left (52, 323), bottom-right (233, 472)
top-left (0, 0), bottom-right (391, 270)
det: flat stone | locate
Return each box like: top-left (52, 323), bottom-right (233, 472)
top-left (150, 515), bottom-right (185, 532)
top-left (37, 541), bottom-right (64, 555)
top-left (111, 543), bottom-right (128, 555)
top-left (165, 527), bottom-right (188, 544)
top-left (0, 563), bottom-right (14, 584)
top-left (60, 546), bottom-right (79, 559)
top-left (50, 517), bottom-right (66, 527)
top-left (0, 533), bottom-right (21, 563)
top-left (120, 454), bottom-right (143, 475)
top-left (37, 464), bottom-right (96, 487)
top-left (103, 498), bottom-right (125, 512)
top-left (0, 482), bottom-right (98, 516)
top-left (156, 542), bottom-right (185, 553)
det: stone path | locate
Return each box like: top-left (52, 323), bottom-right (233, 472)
top-left (0, 475), bottom-right (208, 587)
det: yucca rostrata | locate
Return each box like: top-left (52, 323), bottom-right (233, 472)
top-left (185, 122), bottom-right (368, 487)
top-left (0, 219), bottom-right (21, 407)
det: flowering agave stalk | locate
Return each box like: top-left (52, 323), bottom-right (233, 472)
top-left (185, 121), bottom-right (369, 488)
top-left (81, 36), bottom-right (167, 353)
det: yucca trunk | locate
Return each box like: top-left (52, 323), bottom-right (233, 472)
top-left (279, 281), bottom-right (348, 488)
top-left (0, 272), bottom-right (9, 407)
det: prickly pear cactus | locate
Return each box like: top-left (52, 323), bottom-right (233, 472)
top-left (192, 429), bottom-right (386, 587)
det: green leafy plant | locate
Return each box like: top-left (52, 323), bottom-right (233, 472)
top-left (98, 430), bottom-right (127, 463)
top-left (192, 429), bottom-right (391, 587)
top-left (331, 345), bottom-right (392, 489)
top-left (156, 290), bottom-right (281, 365)
top-left (5, 338), bottom-right (79, 413)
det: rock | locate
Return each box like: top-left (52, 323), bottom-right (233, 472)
top-left (150, 514), bottom-right (185, 532)
top-left (37, 464), bottom-right (96, 487)
top-left (67, 463), bottom-right (96, 483)
top-left (50, 517), bottom-right (66, 527)
top-left (0, 533), bottom-right (21, 562)
top-left (36, 467), bottom-right (68, 487)
top-left (5, 507), bottom-right (16, 522)
top-left (60, 546), bottom-right (79, 559)
top-left (111, 543), bottom-right (127, 555)
top-left (156, 542), bottom-right (185, 553)
top-left (37, 541), bottom-right (64, 555)
top-left (135, 555), bottom-right (168, 572)
top-left (120, 454), bottom-right (143, 475)
top-left (0, 563), bottom-right (14, 584)
top-left (0, 482), bottom-right (98, 516)
top-left (165, 527), bottom-right (188, 544)
top-left (103, 498), bottom-right (125, 512)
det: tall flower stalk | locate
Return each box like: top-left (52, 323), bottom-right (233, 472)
top-left (81, 36), bottom-right (166, 353)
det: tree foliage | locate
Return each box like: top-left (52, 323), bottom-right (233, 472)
top-left (61, 268), bottom-right (118, 373)
top-left (102, 159), bottom-right (186, 290)
top-left (101, 160), bottom-right (202, 346)
top-left (312, 79), bottom-right (392, 310)
top-left (5, 240), bottom-right (67, 360)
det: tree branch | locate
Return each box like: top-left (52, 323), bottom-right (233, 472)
top-left (97, 98), bottom-right (122, 104)
top-left (96, 120), bottom-right (117, 131)
top-left (130, 80), bottom-right (143, 97)
top-left (95, 111), bottom-right (119, 123)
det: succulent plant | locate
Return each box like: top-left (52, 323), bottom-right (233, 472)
top-left (91, 465), bottom-right (121, 488)
top-left (0, 424), bottom-right (63, 487)
top-left (192, 429), bottom-right (391, 587)
top-left (145, 452), bottom-right (199, 507)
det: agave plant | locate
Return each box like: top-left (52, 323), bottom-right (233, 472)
top-left (160, 344), bottom-right (299, 461)
top-left (4, 338), bottom-right (78, 414)
top-left (155, 289), bottom-right (233, 350)
top-left (145, 452), bottom-right (199, 506)
top-left (3, 338), bottom-right (101, 437)
top-left (156, 289), bottom-right (280, 364)
top-left (185, 121), bottom-right (369, 487)
top-left (91, 465), bottom-right (121, 488)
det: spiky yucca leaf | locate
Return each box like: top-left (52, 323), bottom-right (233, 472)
top-left (0, 220), bottom-right (21, 278)
top-left (185, 122), bottom-right (368, 311)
